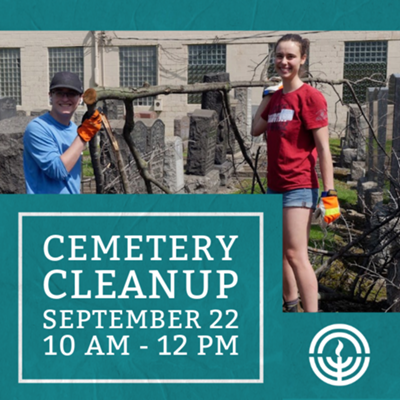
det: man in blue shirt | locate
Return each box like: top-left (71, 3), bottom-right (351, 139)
top-left (23, 72), bottom-right (101, 194)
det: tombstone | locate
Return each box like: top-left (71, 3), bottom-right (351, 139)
top-left (148, 119), bottom-right (166, 194)
top-left (342, 104), bottom-right (367, 161)
top-left (235, 88), bottom-right (250, 143)
top-left (351, 161), bottom-right (366, 181)
top-left (0, 97), bottom-right (17, 120)
top-left (340, 148), bottom-right (357, 168)
top-left (376, 87), bottom-right (388, 188)
top-left (164, 136), bottom-right (184, 193)
top-left (174, 116), bottom-right (190, 152)
top-left (227, 98), bottom-right (239, 154)
top-left (31, 109), bottom-right (50, 117)
top-left (132, 120), bottom-right (148, 155)
top-left (73, 110), bottom-right (85, 125)
top-left (0, 115), bottom-right (35, 193)
top-left (201, 72), bottom-right (230, 165)
top-left (389, 74), bottom-right (400, 199)
top-left (366, 88), bottom-right (378, 181)
top-left (357, 178), bottom-right (378, 214)
top-left (184, 169), bottom-right (220, 194)
top-left (150, 119), bottom-right (166, 152)
top-left (186, 109), bottom-right (218, 176)
top-left (214, 160), bottom-right (233, 186)
top-left (103, 99), bottom-right (125, 120)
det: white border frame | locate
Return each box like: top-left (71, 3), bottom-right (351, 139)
top-left (18, 212), bottom-right (264, 384)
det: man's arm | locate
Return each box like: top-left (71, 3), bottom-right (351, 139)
top-left (61, 109), bottom-right (103, 172)
top-left (24, 123), bottom-right (71, 181)
top-left (60, 136), bottom-right (86, 173)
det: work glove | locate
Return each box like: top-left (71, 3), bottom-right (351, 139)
top-left (318, 189), bottom-right (341, 225)
top-left (262, 80), bottom-right (283, 97)
top-left (77, 109), bottom-right (102, 142)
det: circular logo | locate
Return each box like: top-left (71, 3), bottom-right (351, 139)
top-left (309, 324), bottom-right (370, 386)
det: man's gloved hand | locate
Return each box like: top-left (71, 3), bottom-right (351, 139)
top-left (77, 109), bottom-right (102, 142)
top-left (318, 189), bottom-right (341, 225)
top-left (262, 80), bottom-right (283, 97)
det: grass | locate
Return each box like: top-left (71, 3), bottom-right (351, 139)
top-left (82, 149), bottom-right (94, 177)
top-left (309, 225), bottom-right (343, 252)
top-left (329, 138), bottom-right (341, 157)
top-left (234, 178), bottom-right (267, 194)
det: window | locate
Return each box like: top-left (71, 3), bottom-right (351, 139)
top-left (188, 44), bottom-right (226, 104)
top-left (119, 46), bottom-right (158, 106)
top-left (48, 47), bottom-right (84, 87)
top-left (0, 48), bottom-right (21, 105)
top-left (343, 41), bottom-right (387, 104)
top-left (267, 43), bottom-right (277, 78)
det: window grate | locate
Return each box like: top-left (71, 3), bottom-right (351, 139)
top-left (0, 48), bottom-right (21, 105)
top-left (188, 44), bottom-right (226, 104)
top-left (48, 47), bottom-right (84, 88)
top-left (343, 41), bottom-right (387, 104)
top-left (119, 46), bottom-right (157, 106)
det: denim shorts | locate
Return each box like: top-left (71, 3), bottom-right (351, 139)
top-left (267, 188), bottom-right (319, 210)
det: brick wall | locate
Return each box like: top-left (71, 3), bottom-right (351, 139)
top-left (2, 30), bottom-right (400, 136)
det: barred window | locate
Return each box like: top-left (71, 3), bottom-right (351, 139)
top-left (119, 46), bottom-right (158, 106)
top-left (188, 44), bottom-right (226, 104)
top-left (48, 47), bottom-right (84, 87)
top-left (343, 41), bottom-right (387, 104)
top-left (267, 43), bottom-right (277, 78)
top-left (0, 48), bottom-right (21, 105)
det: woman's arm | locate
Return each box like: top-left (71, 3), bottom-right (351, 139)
top-left (313, 126), bottom-right (334, 191)
top-left (251, 95), bottom-right (270, 137)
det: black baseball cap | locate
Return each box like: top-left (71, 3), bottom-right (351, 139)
top-left (50, 71), bottom-right (83, 94)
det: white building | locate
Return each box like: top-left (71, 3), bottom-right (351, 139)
top-left (1, 30), bottom-right (399, 136)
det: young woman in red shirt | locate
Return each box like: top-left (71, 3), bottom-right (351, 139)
top-left (252, 34), bottom-right (340, 312)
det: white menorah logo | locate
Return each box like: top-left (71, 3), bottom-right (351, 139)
top-left (309, 324), bottom-right (370, 386)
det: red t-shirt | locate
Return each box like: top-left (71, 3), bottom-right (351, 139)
top-left (261, 83), bottom-right (328, 192)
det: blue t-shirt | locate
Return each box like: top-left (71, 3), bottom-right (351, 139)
top-left (23, 113), bottom-right (81, 194)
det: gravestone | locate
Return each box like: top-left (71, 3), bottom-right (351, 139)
top-left (389, 74), bottom-right (400, 199)
top-left (103, 118), bottom-right (166, 194)
top-left (376, 88), bottom-right (388, 188)
top-left (103, 99), bottom-right (125, 120)
top-left (186, 109), bottom-right (218, 176)
top-left (201, 72), bottom-right (229, 165)
top-left (235, 88), bottom-right (250, 143)
top-left (73, 110), bottom-right (86, 125)
top-left (132, 121), bottom-right (149, 155)
top-left (150, 119), bottom-right (166, 152)
top-left (0, 97), bottom-right (17, 120)
top-left (164, 136), bottom-right (184, 193)
top-left (31, 109), bottom-right (49, 117)
top-left (227, 99), bottom-right (238, 154)
top-left (343, 104), bottom-right (367, 160)
top-left (366, 88), bottom-right (378, 181)
top-left (174, 116), bottom-right (190, 152)
top-left (148, 119), bottom-right (166, 194)
top-left (0, 115), bottom-right (35, 193)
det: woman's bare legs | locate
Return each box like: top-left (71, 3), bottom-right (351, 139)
top-left (283, 207), bottom-right (318, 312)
top-left (283, 254), bottom-right (298, 302)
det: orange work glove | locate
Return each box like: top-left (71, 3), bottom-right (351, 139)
top-left (318, 189), bottom-right (341, 224)
top-left (77, 109), bottom-right (102, 142)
